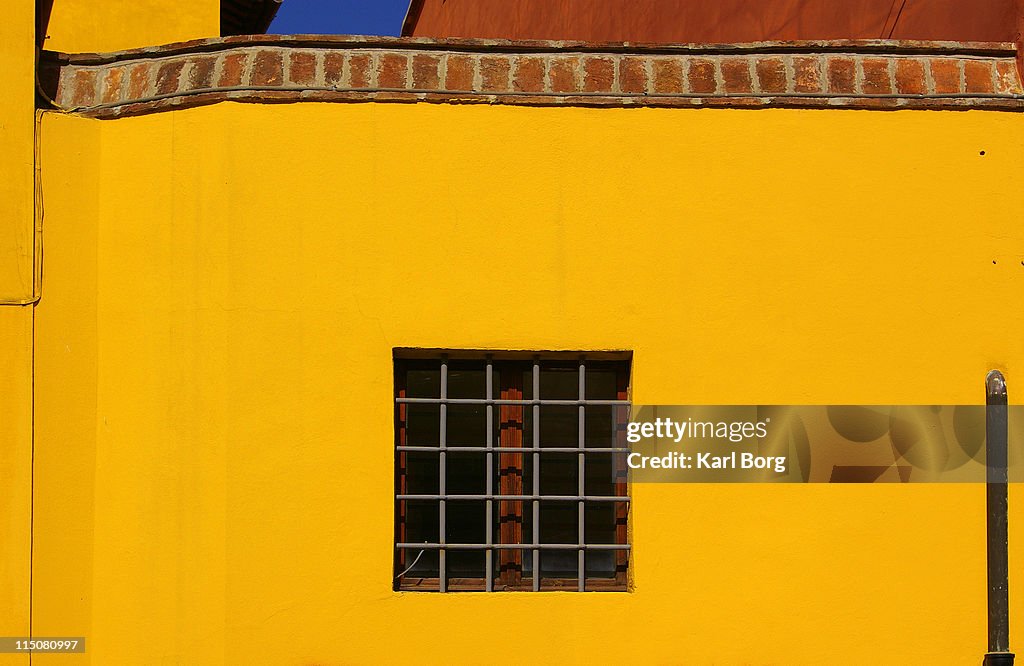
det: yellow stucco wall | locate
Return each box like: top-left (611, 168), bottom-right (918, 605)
top-left (0, 310), bottom-right (32, 666)
top-left (0, 4), bottom-right (35, 666)
top-left (0, 0), bottom-right (36, 302)
top-left (32, 116), bottom-right (100, 666)
top-left (43, 0), bottom-right (220, 53)
top-left (32, 102), bottom-right (1024, 664)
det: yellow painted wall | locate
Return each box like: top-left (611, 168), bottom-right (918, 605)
top-left (33, 115), bottom-right (100, 665)
top-left (43, 0), bottom-right (219, 53)
top-left (0, 310), bottom-right (32, 666)
top-left (0, 3), bottom-right (35, 666)
top-left (32, 102), bottom-right (1024, 664)
top-left (0, 0), bottom-right (36, 302)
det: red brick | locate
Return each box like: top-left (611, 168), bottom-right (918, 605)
top-left (861, 58), bottom-right (892, 94)
top-left (127, 63), bottom-right (151, 99)
top-left (964, 59), bottom-right (994, 93)
top-left (412, 53), bottom-right (440, 89)
top-left (894, 58), bottom-right (925, 95)
top-left (792, 56), bottom-right (821, 93)
top-left (687, 58), bottom-right (717, 94)
top-left (155, 59), bottom-right (184, 95)
top-left (100, 66), bottom-right (124, 104)
top-left (480, 55), bottom-right (511, 92)
top-left (377, 53), bottom-right (408, 89)
top-left (549, 56), bottom-right (580, 93)
top-left (930, 58), bottom-right (961, 93)
top-left (188, 56), bottom-right (217, 90)
top-left (512, 56), bottom-right (544, 93)
top-left (218, 52), bottom-right (248, 87)
top-left (445, 54), bottom-right (474, 90)
top-left (582, 57), bottom-right (614, 93)
top-left (251, 50), bottom-right (284, 87)
top-left (721, 58), bottom-right (751, 93)
top-left (619, 57), bottom-right (647, 94)
top-left (70, 69), bottom-right (97, 107)
top-left (756, 57), bottom-right (787, 93)
top-left (324, 52), bottom-right (344, 86)
top-left (349, 54), bottom-right (371, 88)
top-left (827, 57), bottom-right (855, 94)
top-left (288, 51), bottom-right (317, 86)
top-left (995, 60), bottom-right (1022, 94)
top-left (652, 58), bottom-right (682, 94)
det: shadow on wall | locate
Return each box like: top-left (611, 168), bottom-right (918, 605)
top-left (36, 0), bottom-right (53, 46)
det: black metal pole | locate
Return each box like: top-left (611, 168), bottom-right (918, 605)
top-left (985, 369), bottom-right (1013, 666)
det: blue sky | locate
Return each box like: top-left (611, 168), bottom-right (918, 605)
top-left (269, 0), bottom-right (411, 36)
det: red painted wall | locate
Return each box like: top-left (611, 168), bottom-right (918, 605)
top-left (404, 0), bottom-right (1020, 44)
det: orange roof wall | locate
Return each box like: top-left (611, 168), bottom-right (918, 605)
top-left (404, 0), bottom-right (1022, 44)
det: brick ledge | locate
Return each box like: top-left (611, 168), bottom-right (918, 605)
top-left (39, 36), bottom-right (1024, 118)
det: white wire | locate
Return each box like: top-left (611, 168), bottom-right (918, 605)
top-left (394, 548), bottom-right (427, 580)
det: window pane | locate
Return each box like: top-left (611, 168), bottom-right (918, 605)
top-left (406, 368), bottom-right (440, 398)
top-left (446, 501), bottom-right (487, 546)
top-left (540, 501), bottom-right (578, 578)
top-left (585, 551), bottom-right (615, 578)
top-left (521, 369), bottom-right (533, 400)
top-left (540, 501), bottom-right (578, 546)
top-left (584, 454), bottom-right (613, 496)
top-left (402, 546), bottom-right (439, 578)
top-left (585, 368), bottom-right (617, 400)
top-left (540, 367), bottom-right (578, 400)
top-left (447, 366), bottom-right (486, 399)
top-left (584, 405), bottom-right (614, 447)
top-left (539, 452), bottom-right (578, 495)
top-left (540, 405), bottom-right (578, 447)
top-left (584, 503), bottom-right (618, 577)
top-left (407, 404), bottom-right (440, 446)
top-left (448, 404), bottom-right (486, 447)
top-left (447, 451), bottom-right (487, 495)
top-left (521, 498), bottom-right (533, 547)
top-left (521, 404), bottom-right (535, 448)
top-left (405, 499), bottom-right (439, 546)
top-left (540, 552), bottom-right (577, 579)
top-left (446, 549), bottom-right (485, 579)
top-left (405, 451), bottom-right (439, 494)
top-left (519, 450), bottom-right (533, 497)
top-left (584, 502), bottom-right (617, 544)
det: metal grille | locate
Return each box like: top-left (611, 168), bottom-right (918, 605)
top-left (394, 353), bottom-right (631, 592)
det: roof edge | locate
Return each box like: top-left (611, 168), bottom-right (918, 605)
top-left (44, 35), bottom-right (1020, 65)
top-left (401, 0), bottom-right (425, 38)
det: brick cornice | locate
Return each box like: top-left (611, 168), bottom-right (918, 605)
top-left (39, 36), bottom-right (1024, 118)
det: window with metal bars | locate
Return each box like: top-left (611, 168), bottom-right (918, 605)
top-left (394, 351), bottom-right (631, 592)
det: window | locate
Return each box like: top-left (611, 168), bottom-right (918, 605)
top-left (394, 351), bottom-right (631, 592)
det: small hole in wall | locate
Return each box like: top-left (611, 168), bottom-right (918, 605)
top-left (993, 260), bottom-right (997, 264)
top-left (980, 150), bottom-right (986, 156)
